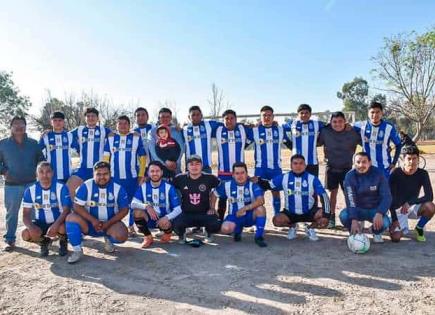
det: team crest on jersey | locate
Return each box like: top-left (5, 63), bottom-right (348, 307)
top-left (127, 139), bottom-right (132, 145)
top-left (244, 188), bottom-right (250, 195)
top-left (81, 137), bottom-right (87, 143)
top-left (200, 125), bottom-right (205, 132)
top-left (302, 180), bottom-right (308, 187)
top-left (95, 130), bottom-right (100, 136)
top-left (108, 192), bottom-right (114, 200)
top-left (33, 203), bottom-right (42, 209)
top-left (292, 129), bottom-right (301, 137)
top-left (287, 189), bottom-right (293, 195)
top-left (187, 136), bottom-right (193, 142)
top-left (88, 200), bottom-right (97, 207)
top-left (273, 130), bottom-right (278, 137)
top-left (363, 136), bottom-right (369, 143)
top-left (235, 130), bottom-right (240, 136)
top-left (199, 184), bottom-right (207, 192)
top-left (112, 147), bottom-right (117, 153)
top-left (258, 139), bottom-right (265, 145)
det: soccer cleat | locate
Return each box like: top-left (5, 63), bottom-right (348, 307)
top-left (58, 235), bottom-right (68, 256)
top-left (415, 227), bottom-right (426, 242)
top-left (67, 250), bottom-right (83, 264)
top-left (160, 232), bottom-right (172, 243)
top-left (39, 237), bottom-right (51, 257)
top-left (254, 237), bottom-right (267, 247)
top-left (104, 236), bottom-right (115, 253)
top-left (305, 227), bottom-right (319, 241)
top-left (287, 227), bottom-right (297, 240)
top-left (327, 216), bottom-right (336, 229)
top-left (234, 233), bottom-right (242, 242)
top-left (141, 235), bottom-right (154, 248)
top-left (373, 234), bottom-right (384, 243)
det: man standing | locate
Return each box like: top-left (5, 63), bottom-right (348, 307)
top-left (172, 155), bottom-right (221, 242)
top-left (317, 111), bottom-right (361, 228)
top-left (134, 107), bottom-right (153, 161)
top-left (389, 146), bottom-right (434, 242)
top-left (339, 152), bottom-right (392, 243)
top-left (0, 116), bottom-right (44, 251)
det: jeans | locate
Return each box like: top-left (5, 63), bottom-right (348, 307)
top-left (4, 183), bottom-right (32, 243)
top-left (339, 207), bottom-right (390, 235)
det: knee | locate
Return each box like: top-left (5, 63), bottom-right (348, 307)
top-left (421, 202), bottom-right (435, 217)
top-left (255, 206), bottom-right (266, 217)
top-left (21, 229), bottom-right (30, 241)
top-left (339, 209), bottom-right (349, 225)
top-left (58, 224), bottom-right (66, 234)
top-left (133, 209), bottom-right (145, 219)
top-left (390, 231), bottom-right (402, 243)
top-left (109, 225), bottom-right (128, 243)
top-left (220, 223), bottom-right (234, 234)
top-left (272, 214), bottom-right (286, 227)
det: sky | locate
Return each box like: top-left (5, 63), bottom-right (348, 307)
top-left (0, 0), bottom-right (434, 124)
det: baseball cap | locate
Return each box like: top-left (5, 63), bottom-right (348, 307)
top-left (187, 154), bottom-right (202, 164)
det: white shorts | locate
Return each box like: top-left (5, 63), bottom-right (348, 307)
top-left (395, 204), bottom-right (422, 234)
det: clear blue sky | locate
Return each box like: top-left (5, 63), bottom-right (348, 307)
top-left (0, 0), bottom-right (434, 123)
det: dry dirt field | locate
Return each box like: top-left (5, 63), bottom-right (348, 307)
top-left (0, 151), bottom-right (434, 315)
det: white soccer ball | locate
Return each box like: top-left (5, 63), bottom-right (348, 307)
top-left (347, 233), bottom-right (370, 254)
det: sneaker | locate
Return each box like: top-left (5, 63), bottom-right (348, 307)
top-left (204, 233), bottom-right (213, 243)
top-left (58, 235), bottom-right (68, 256)
top-left (327, 216), bottom-right (336, 229)
top-left (128, 226), bottom-right (137, 238)
top-left (155, 230), bottom-right (164, 237)
top-left (234, 233), bottom-right (242, 242)
top-left (3, 241), bottom-right (15, 252)
top-left (178, 233), bottom-right (187, 244)
top-left (373, 234), bottom-right (384, 243)
top-left (287, 227), bottom-right (297, 240)
top-left (104, 236), bottom-right (115, 253)
top-left (415, 227), bottom-right (426, 242)
top-left (254, 237), bottom-right (267, 247)
top-left (246, 226), bottom-right (256, 233)
top-left (305, 227), bottom-right (319, 241)
top-left (160, 232), bottom-right (172, 243)
top-left (141, 235), bottom-right (154, 248)
top-left (39, 237), bottom-right (51, 257)
top-left (67, 250), bottom-right (83, 264)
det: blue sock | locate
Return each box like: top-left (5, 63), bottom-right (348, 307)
top-left (273, 197), bottom-right (281, 215)
top-left (255, 216), bottom-right (266, 238)
top-left (108, 235), bottom-right (124, 244)
top-left (66, 222), bottom-right (82, 247)
top-left (234, 223), bottom-right (243, 235)
top-left (417, 216), bottom-right (430, 229)
top-left (129, 208), bottom-right (134, 227)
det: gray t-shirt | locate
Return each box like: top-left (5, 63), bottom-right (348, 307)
top-left (318, 126), bottom-right (361, 170)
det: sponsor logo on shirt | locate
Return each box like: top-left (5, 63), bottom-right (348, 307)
top-left (189, 193), bottom-right (201, 205)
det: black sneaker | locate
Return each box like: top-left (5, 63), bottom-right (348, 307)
top-left (58, 235), bottom-right (68, 256)
top-left (40, 237), bottom-right (51, 257)
top-left (234, 233), bottom-right (242, 242)
top-left (254, 237), bottom-right (267, 248)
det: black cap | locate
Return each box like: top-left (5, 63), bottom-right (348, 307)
top-left (51, 111), bottom-right (65, 120)
top-left (187, 154), bottom-right (202, 164)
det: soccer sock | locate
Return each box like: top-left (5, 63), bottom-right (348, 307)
top-left (234, 223), bottom-right (243, 235)
top-left (273, 197), bottom-right (281, 215)
top-left (417, 216), bottom-right (430, 230)
top-left (129, 209), bottom-right (135, 227)
top-left (255, 216), bottom-right (266, 238)
top-left (134, 218), bottom-right (151, 236)
top-left (65, 222), bottom-right (82, 249)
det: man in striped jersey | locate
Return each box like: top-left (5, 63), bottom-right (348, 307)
top-left (269, 154), bottom-right (330, 241)
top-left (39, 111), bottom-right (74, 183)
top-left (65, 161), bottom-right (129, 264)
top-left (248, 105), bottom-right (291, 215)
top-left (353, 101), bottom-right (402, 178)
top-left (134, 107), bottom-right (153, 162)
top-left (21, 162), bottom-right (71, 256)
top-left (183, 106), bottom-right (221, 174)
top-left (103, 115), bottom-right (146, 235)
top-left (67, 107), bottom-right (112, 199)
top-left (214, 109), bottom-right (251, 220)
top-left (131, 161), bottom-right (182, 248)
top-left (211, 162), bottom-right (267, 247)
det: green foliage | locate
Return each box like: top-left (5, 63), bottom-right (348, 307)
top-left (337, 77), bottom-right (369, 120)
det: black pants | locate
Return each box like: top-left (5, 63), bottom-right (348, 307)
top-left (217, 197), bottom-right (227, 221)
top-left (306, 164), bottom-right (319, 177)
top-left (173, 213), bottom-right (221, 236)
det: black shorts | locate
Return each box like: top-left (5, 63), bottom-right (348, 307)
top-left (281, 207), bottom-right (319, 223)
top-left (325, 167), bottom-right (351, 190)
top-left (306, 164), bottom-right (319, 177)
top-left (32, 220), bottom-right (53, 235)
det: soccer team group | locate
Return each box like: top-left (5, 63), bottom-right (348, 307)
top-left (1, 102), bottom-right (434, 263)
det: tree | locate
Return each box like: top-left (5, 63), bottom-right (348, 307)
top-left (337, 77), bottom-right (369, 121)
top-left (207, 83), bottom-right (230, 118)
top-left (0, 71), bottom-right (31, 136)
top-left (372, 28), bottom-right (435, 141)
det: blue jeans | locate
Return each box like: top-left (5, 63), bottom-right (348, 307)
top-left (4, 183), bottom-right (32, 243)
top-left (339, 207), bottom-right (390, 235)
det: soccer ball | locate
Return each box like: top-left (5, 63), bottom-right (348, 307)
top-left (347, 233), bottom-right (370, 254)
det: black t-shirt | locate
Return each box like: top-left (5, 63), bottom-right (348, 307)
top-left (173, 173), bottom-right (220, 214)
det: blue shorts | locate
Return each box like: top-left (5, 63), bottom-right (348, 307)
top-left (224, 211), bottom-right (255, 228)
top-left (72, 168), bottom-right (93, 181)
top-left (255, 167), bottom-right (282, 180)
top-left (115, 178), bottom-right (138, 201)
top-left (86, 221), bottom-right (107, 237)
top-left (32, 220), bottom-right (53, 235)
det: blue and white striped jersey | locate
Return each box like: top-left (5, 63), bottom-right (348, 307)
top-left (70, 125), bottom-right (111, 169)
top-left (131, 181), bottom-right (182, 220)
top-left (183, 120), bottom-right (221, 168)
top-left (214, 180), bottom-right (264, 216)
top-left (270, 171), bottom-right (328, 215)
top-left (39, 131), bottom-right (74, 181)
top-left (104, 133), bottom-right (145, 180)
top-left (74, 179), bottom-right (129, 221)
top-left (22, 181), bottom-right (71, 224)
top-left (353, 120), bottom-right (401, 170)
top-left (286, 119), bottom-right (325, 165)
top-left (134, 124), bottom-right (153, 160)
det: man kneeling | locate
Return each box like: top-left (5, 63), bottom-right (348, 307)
top-left (131, 161), bottom-right (182, 248)
top-left (211, 162), bottom-right (267, 247)
top-left (65, 161), bottom-right (129, 263)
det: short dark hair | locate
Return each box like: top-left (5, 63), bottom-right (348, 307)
top-left (291, 154), bottom-right (305, 163)
top-left (159, 107), bottom-right (172, 115)
top-left (297, 104), bottom-right (312, 113)
top-left (260, 105), bottom-right (274, 113)
top-left (10, 116), bottom-right (26, 127)
top-left (117, 115), bottom-right (130, 125)
top-left (84, 107), bottom-right (99, 117)
top-left (401, 145), bottom-right (420, 157)
top-left (93, 160), bottom-right (111, 171)
top-left (330, 111), bottom-right (346, 121)
top-left (51, 111), bottom-right (65, 120)
top-left (222, 109), bottom-right (236, 118)
top-left (353, 151), bottom-right (371, 161)
top-left (36, 161), bottom-right (52, 173)
top-left (134, 107), bottom-right (149, 116)
top-left (369, 101), bottom-right (383, 111)
top-left (148, 160), bottom-right (164, 170)
top-left (232, 162), bottom-right (248, 173)
top-left (189, 105), bottom-right (202, 113)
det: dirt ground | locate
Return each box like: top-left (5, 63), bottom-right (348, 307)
top-left (0, 152), bottom-right (435, 315)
